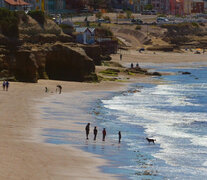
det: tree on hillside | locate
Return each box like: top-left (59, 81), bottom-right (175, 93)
top-left (126, 10), bottom-right (132, 19)
top-left (144, 4), bottom-right (153, 11)
top-left (96, 12), bottom-right (102, 19)
top-left (67, 0), bottom-right (85, 10)
top-left (88, 0), bottom-right (106, 10)
top-left (0, 8), bottom-right (19, 37)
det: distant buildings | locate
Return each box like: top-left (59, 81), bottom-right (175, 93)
top-left (0, 0), bottom-right (207, 15)
top-left (0, 0), bottom-right (29, 10)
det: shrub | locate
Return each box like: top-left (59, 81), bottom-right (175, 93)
top-left (125, 10), bottom-right (132, 19)
top-left (103, 16), bottom-right (110, 21)
top-left (28, 10), bottom-right (45, 25)
top-left (144, 4), bottom-right (153, 10)
top-left (118, 14), bottom-right (126, 19)
top-left (95, 12), bottom-right (102, 19)
top-left (191, 22), bottom-right (199, 27)
top-left (157, 14), bottom-right (167, 17)
top-left (0, 8), bottom-right (19, 37)
top-left (96, 27), bottom-right (113, 37)
top-left (135, 25), bottom-right (141, 30)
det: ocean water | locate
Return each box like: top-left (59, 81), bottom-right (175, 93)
top-left (39, 65), bottom-right (207, 180)
top-left (96, 66), bottom-right (207, 179)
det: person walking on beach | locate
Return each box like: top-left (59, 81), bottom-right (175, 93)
top-left (45, 87), bottom-right (48, 93)
top-left (131, 63), bottom-right (134, 69)
top-left (118, 131), bottom-right (121, 143)
top-left (102, 128), bottom-right (106, 141)
top-left (5, 81), bottom-right (9, 91)
top-left (93, 126), bottom-right (98, 141)
top-left (56, 85), bottom-right (62, 94)
top-left (85, 123), bottom-right (90, 140)
top-left (2, 80), bottom-right (6, 91)
top-left (120, 54), bottom-right (122, 61)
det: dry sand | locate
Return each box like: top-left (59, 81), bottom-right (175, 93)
top-left (0, 51), bottom-right (206, 180)
top-left (112, 50), bottom-right (207, 65)
top-left (0, 81), bottom-right (125, 180)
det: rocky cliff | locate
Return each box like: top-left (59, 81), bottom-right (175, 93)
top-left (0, 10), bottom-right (98, 82)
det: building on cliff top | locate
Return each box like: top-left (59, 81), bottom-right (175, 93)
top-left (0, 0), bottom-right (30, 10)
top-left (75, 27), bottom-right (95, 45)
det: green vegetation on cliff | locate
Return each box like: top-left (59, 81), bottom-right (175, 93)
top-left (0, 8), bottom-right (19, 37)
top-left (28, 10), bottom-right (45, 25)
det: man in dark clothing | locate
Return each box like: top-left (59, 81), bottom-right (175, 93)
top-left (56, 85), bottom-right (62, 94)
top-left (2, 81), bottom-right (6, 91)
top-left (93, 126), bottom-right (98, 141)
top-left (5, 81), bottom-right (9, 91)
top-left (118, 131), bottom-right (121, 143)
top-left (85, 123), bottom-right (90, 140)
top-left (102, 128), bottom-right (106, 141)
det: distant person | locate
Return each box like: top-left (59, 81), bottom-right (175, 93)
top-left (102, 128), bottom-right (106, 141)
top-left (85, 123), bottom-right (90, 140)
top-left (120, 54), bottom-right (122, 61)
top-left (93, 126), bottom-right (98, 141)
top-left (2, 80), bottom-right (6, 91)
top-left (5, 81), bottom-right (9, 91)
top-left (136, 63), bottom-right (139, 68)
top-left (118, 131), bottom-right (121, 143)
top-left (131, 63), bottom-right (134, 68)
top-left (45, 87), bottom-right (48, 93)
top-left (56, 85), bottom-right (62, 94)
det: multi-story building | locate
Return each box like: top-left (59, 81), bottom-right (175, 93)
top-left (204, 0), bottom-right (207, 12)
top-left (183, 0), bottom-right (192, 14)
top-left (191, 0), bottom-right (204, 13)
top-left (150, 0), bottom-right (170, 13)
top-left (0, 0), bottom-right (29, 10)
top-left (169, 0), bottom-right (184, 15)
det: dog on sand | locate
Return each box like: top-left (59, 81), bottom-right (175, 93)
top-left (146, 138), bottom-right (156, 144)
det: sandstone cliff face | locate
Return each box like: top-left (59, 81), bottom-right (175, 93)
top-left (45, 43), bottom-right (95, 81)
top-left (0, 43), bottom-right (96, 82)
top-left (0, 12), bottom-right (98, 82)
top-left (14, 50), bottom-right (38, 82)
top-left (80, 45), bottom-right (102, 65)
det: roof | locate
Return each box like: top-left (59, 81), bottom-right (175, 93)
top-left (75, 27), bottom-right (88, 33)
top-left (89, 28), bottom-right (95, 33)
top-left (75, 27), bottom-right (95, 33)
top-left (4, 0), bottom-right (29, 6)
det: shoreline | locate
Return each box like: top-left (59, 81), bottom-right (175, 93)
top-left (1, 51), bottom-right (207, 179)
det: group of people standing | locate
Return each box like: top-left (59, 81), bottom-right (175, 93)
top-left (85, 123), bottom-right (121, 143)
top-left (2, 80), bottom-right (9, 91)
top-left (130, 63), bottom-right (139, 69)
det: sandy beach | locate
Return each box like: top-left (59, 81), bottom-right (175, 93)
top-left (0, 51), bottom-right (207, 180)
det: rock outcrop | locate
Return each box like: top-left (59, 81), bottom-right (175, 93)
top-left (45, 43), bottom-right (95, 81)
top-left (80, 45), bottom-right (102, 65)
top-left (0, 11), bottom-right (98, 82)
top-left (0, 43), bottom-right (96, 82)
